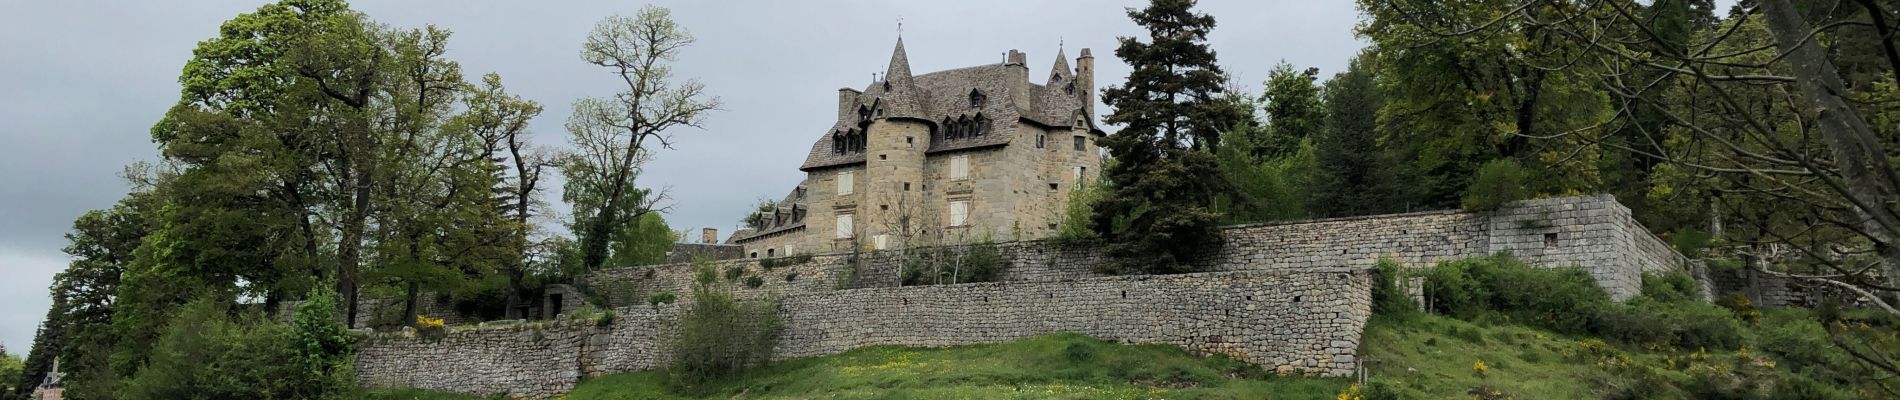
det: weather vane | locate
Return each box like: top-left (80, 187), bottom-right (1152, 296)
top-left (897, 16), bottom-right (904, 37)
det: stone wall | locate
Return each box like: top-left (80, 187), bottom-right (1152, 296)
top-left (354, 269), bottom-right (1371, 398)
top-left (586, 194), bottom-right (1688, 303)
top-left (774, 269), bottom-right (1371, 376)
top-left (355, 194), bottom-right (1692, 397)
top-left (354, 320), bottom-right (598, 398)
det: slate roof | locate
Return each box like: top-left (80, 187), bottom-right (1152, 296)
top-left (729, 179), bottom-right (810, 243)
top-left (799, 40), bottom-right (1100, 171)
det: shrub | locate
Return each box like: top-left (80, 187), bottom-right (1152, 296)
top-left (757, 254), bottom-right (814, 270)
top-left (414, 314), bottom-right (447, 339)
top-left (648, 291), bottom-right (676, 306)
top-left (1638, 271), bottom-right (1699, 303)
top-left (1714, 292), bottom-right (1762, 326)
top-left (121, 295), bottom-right (352, 400)
top-left (744, 276), bottom-right (765, 289)
top-left (724, 265), bottom-right (746, 281)
top-left (784, 272), bottom-right (798, 282)
top-left (669, 263), bottom-right (780, 389)
top-left (1598, 299), bottom-right (1745, 351)
top-left (1461, 158), bottom-right (1529, 211)
top-left (1371, 258), bottom-right (1417, 316)
top-left (596, 308), bottom-right (616, 327)
top-left (287, 284), bottom-right (355, 399)
top-left (1423, 255), bottom-right (1611, 334)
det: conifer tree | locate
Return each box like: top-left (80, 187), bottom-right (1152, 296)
top-left (1092, 0), bottom-right (1246, 273)
top-left (1309, 52), bottom-right (1390, 218)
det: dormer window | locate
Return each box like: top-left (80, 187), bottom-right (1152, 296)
top-left (940, 113), bottom-right (990, 141)
top-left (968, 89), bottom-right (987, 108)
top-left (831, 129), bottom-right (866, 155)
top-left (1065, 81), bottom-right (1076, 95)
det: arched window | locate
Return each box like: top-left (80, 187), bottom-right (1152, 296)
top-left (973, 114), bottom-right (989, 136)
top-left (968, 89), bottom-right (986, 108)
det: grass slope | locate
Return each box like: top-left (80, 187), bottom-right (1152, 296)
top-left (566, 333), bottom-right (1343, 399)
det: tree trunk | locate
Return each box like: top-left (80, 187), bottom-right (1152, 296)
top-left (1762, 0), bottom-right (1900, 292)
top-left (338, 132), bottom-right (374, 328)
top-left (402, 281), bottom-right (419, 327)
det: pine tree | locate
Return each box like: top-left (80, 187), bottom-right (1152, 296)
top-left (1093, 0), bottom-right (1247, 273)
top-left (1309, 52), bottom-right (1390, 218)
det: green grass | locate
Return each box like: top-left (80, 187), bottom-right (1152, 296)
top-left (352, 387), bottom-right (504, 400)
top-left (567, 333), bottom-right (1347, 399)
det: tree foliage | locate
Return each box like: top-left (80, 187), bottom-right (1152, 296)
top-left (564, 5), bottom-right (720, 272)
top-left (1093, 0), bottom-right (1246, 273)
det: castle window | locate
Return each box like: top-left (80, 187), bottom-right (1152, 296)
top-left (1049, 182), bottom-right (1059, 191)
top-left (1074, 166), bottom-right (1088, 188)
top-left (950, 155), bottom-right (970, 180)
top-left (969, 89), bottom-right (987, 108)
top-left (1036, 133), bottom-right (1046, 148)
top-left (1073, 136), bottom-right (1086, 151)
top-left (1065, 81), bottom-right (1076, 95)
top-left (835, 214), bottom-right (854, 239)
top-left (837, 171), bottom-right (854, 195)
top-left (874, 234), bottom-right (889, 250)
top-left (767, 249), bottom-right (775, 257)
top-left (949, 200), bottom-right (970, 227)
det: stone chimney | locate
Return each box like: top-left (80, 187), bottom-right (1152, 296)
top-left (837, 88), bottom-right (861, 120)
top-left (1077, 48), bottom-right (1095, 120)
top-left (702, 227), bottom-right (718, 244)
top-left (1007, 49), bottom-right (1030, 110)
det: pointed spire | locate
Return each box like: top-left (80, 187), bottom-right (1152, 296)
top-left (1049, 46), bottom-right (1073, 82)
top-left (885, 38), bottom-right (913, 85)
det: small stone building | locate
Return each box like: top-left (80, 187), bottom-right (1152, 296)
top-left (733, 39), bottom-right (1106, 256)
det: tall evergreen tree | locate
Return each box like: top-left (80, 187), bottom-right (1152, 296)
top-left (1092, 0), bottom-right (1247, 273)
top-left (1310, 52), bottom-right (1390, 218)
top-left (1258, 62), bottom-right (1324, 158)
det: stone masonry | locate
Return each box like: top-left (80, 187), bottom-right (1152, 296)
top-left (351, 194), bottom-right (1693, 398)
top-left (353, 269), bottom-right (1369, 398)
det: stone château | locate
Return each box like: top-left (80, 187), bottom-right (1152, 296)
top-left (729, 39), bottom-right (1106, 257)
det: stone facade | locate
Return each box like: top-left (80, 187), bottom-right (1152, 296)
top-left (730, 41), bottom-right (1104, 257)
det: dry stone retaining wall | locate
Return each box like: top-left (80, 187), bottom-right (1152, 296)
top-left (353, 194), bottom-right (1692, 397)
top-left (354, 269), bottom-right (1372, 398)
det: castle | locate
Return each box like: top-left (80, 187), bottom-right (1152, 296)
top-left (728, 39), bottom-right (1105, 257)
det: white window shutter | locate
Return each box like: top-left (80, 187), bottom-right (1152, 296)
top-left (950, 201), bottom-right (969, 227)
top-left (874, 234), bottom-right (889, 250)
top-left (835, 214), bottom-right (853, 238)
top-left (951, 156), bottom-right (969, 180)
top-left (838, 171), bottom-right (854, 195)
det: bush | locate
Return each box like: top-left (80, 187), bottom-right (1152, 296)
top-left (1598, 299), bottom-right (1744, 350)
top-left (1372, 258), bottom-right (1418, 316)
top-left (669, 262), bottom-right (780, 389)
top-left (648, 291), bottom-right (676, 306)
top-left (597, 308), bottom-right (617, 327)
top-left (784, 272), bottom-right (798, 282)
top-left (723, 265), bottom-right (746, 281)
top-left (1638, 271), bottom-right (1699, 303)
top-left (757, 254), bottom-right (814, 270)
top-left (1423, 255), bottom-right (1611, 334)
top-left (1461, 158), bottom-right (1529, 211)
top-left (121, 295), bottom-right (355, 400)
top-left (744, 276), bottom-right (765, 289)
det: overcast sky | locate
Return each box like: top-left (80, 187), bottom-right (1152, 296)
top-left (0, 0), bottom-right (1371, 355)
